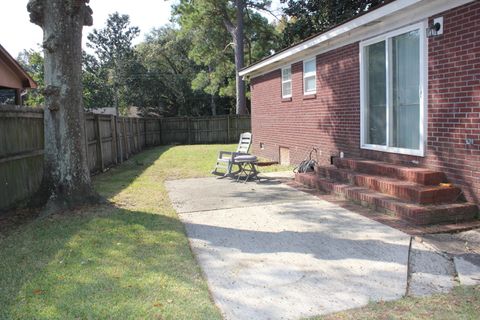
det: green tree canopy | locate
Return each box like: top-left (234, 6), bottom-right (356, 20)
top-left (173, 0), bottom-right (280, 114)
top-left (280, 0), bottom-right (384, 47)
top-left (136, 26), bottom-right (218, 116)
top-left (17, 49), bottom-right (44, 106)
top-left (86, 12), bottom-right (140, 115)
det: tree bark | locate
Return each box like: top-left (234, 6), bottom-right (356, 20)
top-left (234, 0), bottom-right (247, 115)
top-left (27, 0), bottom-right (102, 214)
top-left (220, 0), bottom-right (247, 115)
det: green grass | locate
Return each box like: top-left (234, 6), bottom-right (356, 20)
top-left (1, 144), bottom-right (267, 320)
top-left (1, 144), bottom-right (478, 319)
top-left (313, 285), bottom-right (480, 320)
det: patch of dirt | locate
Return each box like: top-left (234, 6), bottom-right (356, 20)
top-left (422, 230), bottom-right (480, 255)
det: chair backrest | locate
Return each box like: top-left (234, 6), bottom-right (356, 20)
top-left (236, 132), bottom-right (252, 154)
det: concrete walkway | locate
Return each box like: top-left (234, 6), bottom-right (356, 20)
top-left (166, 174), bottom-right (411, 319)
top-left (421, 230), bottom-right (480, 287)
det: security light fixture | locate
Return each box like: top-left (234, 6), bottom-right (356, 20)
top-left (427, 17), bottom-right (443, 37)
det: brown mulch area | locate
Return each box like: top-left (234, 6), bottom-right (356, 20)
top-left (286, 180), bottom-right (480, 236)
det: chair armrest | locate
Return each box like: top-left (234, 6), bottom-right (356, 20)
top-left (218, 151), bottom-right (234, 159)
top-left (218, 151), bottom-right (250, 161)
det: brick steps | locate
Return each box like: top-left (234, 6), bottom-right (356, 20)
top-left (295, 158), bottom-right (478, 226)
top-left (295, 173), bottom-right (478, 226)
top-left (315, 166), bottom-right (461, 204)
top-left (333, 158), bottom-right (446, 185)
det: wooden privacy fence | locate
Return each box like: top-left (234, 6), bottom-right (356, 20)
top-left (0, 107), bottom-right (43, 213)
top-left (0, 106), bottom-right (250, 211)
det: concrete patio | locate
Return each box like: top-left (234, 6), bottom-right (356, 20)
top-left (166, 173), bottom-right (479, 319)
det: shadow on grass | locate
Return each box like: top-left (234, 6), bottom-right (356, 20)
top-left (0, 145), bottom-right (223, 319)
top-left (0, 204), bottom-right (220, 319)
top-left (94, 145), bottom-right (172, 199)
top-left (0, 146), bottom-right (173, 238)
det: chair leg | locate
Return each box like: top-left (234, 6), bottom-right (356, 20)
top-left (225, 162), bottom-right (233, 176)
top-left (211, 161), bottom-right (218, 174)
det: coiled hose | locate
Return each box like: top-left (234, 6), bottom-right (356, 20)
top-left (293, 147), bottom-right (318, 173)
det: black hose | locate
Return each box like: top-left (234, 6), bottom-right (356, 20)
top-left (293, 147), bottom-right (318, 173)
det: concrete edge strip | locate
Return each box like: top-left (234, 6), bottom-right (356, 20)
top-left (405, 236), bottom-right (413, 297)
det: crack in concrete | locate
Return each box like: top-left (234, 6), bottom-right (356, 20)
top-left (405, 236), bottom-right (413, 297)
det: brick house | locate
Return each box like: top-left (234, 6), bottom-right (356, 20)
top-left (240, 0), bottom-right (480, 225)
top-left (0, 44), bottom-right (37, 105)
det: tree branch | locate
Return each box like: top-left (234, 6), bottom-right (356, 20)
top-left (214, 5), bottom-right (236, 34)
top-left (27, 0), bottom-right (45, 27)
top-left (69, 0), bottom-right (93, 26)
top-left (246, 0), bottom-right (280, 21)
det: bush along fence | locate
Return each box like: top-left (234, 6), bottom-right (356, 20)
top-left (0, 105), bottom-right (251, 211)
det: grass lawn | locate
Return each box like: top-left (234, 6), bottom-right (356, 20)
top-left (1, 144), bottom-right (267, 320)
top-left (314, 285), bottom-right (480, 320)
top-left (0, 144), bottom-right (478, 319)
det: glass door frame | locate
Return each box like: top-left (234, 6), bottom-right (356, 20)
top-left (360, 21), bottom-right (428, 157)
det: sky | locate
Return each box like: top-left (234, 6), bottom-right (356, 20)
top-left (0, 0), bottom-right (283, 58)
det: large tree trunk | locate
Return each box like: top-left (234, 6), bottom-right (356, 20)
top-left (234, 0), bottom-right (247, 115)
top-left (28, 0), bottom-right (101, 213)
top-left (221, 0), bottom-right (247, 115)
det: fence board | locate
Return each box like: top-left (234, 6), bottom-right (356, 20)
top-left (0, 107), bottom-right (250, 211)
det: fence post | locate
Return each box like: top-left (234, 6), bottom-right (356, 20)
top-left (127, 118), bottom-right (131, 157)
top-left (144, 119), bottom-right (148, 147)
top-left (118, 117), bottom-right (123, 163)
top-left (84, 113), bottom-right (89, 163)
top-left (235, 115), bottom-right (239, 140)
top-left (187, 117), bottom-right (191, 145)
top-left (135, 118), bottom-right (139, 151)
top-left (129, 118), bottom-right (133, 153)
top-left (122, 118), bottom-right (128, 160)
top-left (132, 118), bottom-right (137, 152)
top-left (95, 114), bottom-right (104, 171)
top-left (111, 115), bottom-right (118, 164)
top-left (227, 115), bottom-right (230, 143)
top-left (158, 118), bottom-right (163, 146)
top-left (130, 118), bottom-right (135, 152)
top-left (132, 118), bottom-right (135, 152)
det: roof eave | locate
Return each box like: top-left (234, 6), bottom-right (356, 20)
top-left (0, 44), bottom-right (38, 89)
top-left (240, 0), bottom-right (473, 78)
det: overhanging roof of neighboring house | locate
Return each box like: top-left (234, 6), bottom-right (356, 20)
top-left (240, 0), bottom-right (475, 78)
top-left (0, 44), bottom-right (37, 89)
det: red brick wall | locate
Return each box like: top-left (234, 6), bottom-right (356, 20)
top-left (250, 1), bottom-right (480, 203)
top-left (423, 2), bottom-right (480, 203)
top-left (251, 42), bottom-right (361, 166)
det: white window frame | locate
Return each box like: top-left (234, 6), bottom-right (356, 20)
top-left (360, 21), bottom-right (428, 157)
top-left (281, 65), bottom-right (292, 98)
top-left (303, 58), bottom-right (316, 95)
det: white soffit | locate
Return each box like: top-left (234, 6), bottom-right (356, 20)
top-left (240, 0), bottom-right (475, 78)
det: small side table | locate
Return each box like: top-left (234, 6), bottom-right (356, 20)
top-left (234, 155), bottom-right (259, 183)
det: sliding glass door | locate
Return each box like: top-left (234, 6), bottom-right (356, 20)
top-left (361, 23), bottom-right (425, 156)
top-left (365, 41), bottom-right (387, 146)
top-left (392, 30), bottom-right (421, 149)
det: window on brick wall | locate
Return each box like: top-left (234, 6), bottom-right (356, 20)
top-left (281, 66), bottom-right (292, 98)
top-left (303, 58), bottom-right (316, 95)
top-left (360, 22), bottom-right (427, 156)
